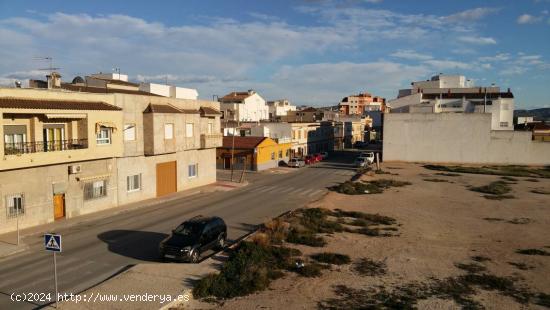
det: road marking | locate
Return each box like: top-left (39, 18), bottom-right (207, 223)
top-left (301, 188), bottom-right (315, 196)
top-left (308, 189), bottom-right (324, 197)
top-left (287, 188), bottom-right (303, 196)
top-left (279, 187), bottom-right (295, 193)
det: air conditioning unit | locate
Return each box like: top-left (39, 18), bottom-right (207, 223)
top-left (69, 165), bottom-right (82, 174)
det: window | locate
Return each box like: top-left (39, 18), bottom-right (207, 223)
top-left (500, 122), bottom-right (509, 128)
top-left (84, 180), bottom-right (108, 200)
top-left (96, 127), bottom-right (112, 145)
top-left (188, 164), bottom-right (198, 178)
top-left (127, 174), bottom-right (141, 192)
top-left (271, 152), bottom-right (275, 160)
top-left (164, 123), bottom-right (174, 140)
top-left (124, 124), bottom-right (136, 141)
top-left (6, 194), bottom-right (24, 218)
top-left (278, 150), bottom-right (283, 158)
top-left (286, 149), bottom-right (290, 157)
top-left (207, 122), bottom-right (213, 134)
top-left (186, 123), bottom-right (194, 138)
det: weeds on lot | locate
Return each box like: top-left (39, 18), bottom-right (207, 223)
top-left (508, 218), bottom-right (531, 225)
top-left (330, 209), bottom-right (396, 225)
top-left (330, 179), bottom-right (411, 195)
top-left (424, 164), bottom-right (550, 178)
top-left (193, 241), bottom-right (301, 299)
top-left (286, 230), bottom-right (327, 247)
top-left (501, 176), bottom-right (518, 183)
top-left (455, 262), bottom-right (487, 273)
top-left (353, 258), bottom-right (387, 276)
top-left (294, 262), bottom-right (324, 277)
top-left (516, 249), bottom-right (550, 256)
top-left (423, 178), bottom-right (451, 183)
top-left (483, 217), bottom-right (504, 222)
top-left (525, 178), bottom-right (540, 182)
top-left (471, 256), bottom-right (491, 263)
top-left (508, 262), bottom-right (535, 271)
top-left (435, 172), bottom-right (461, 177)
top-left (531, 189), bottom-right (550, 195)
top-left (469, 181), bottom-right (515, 200)
top-left (310, 252), bottom-right (351, 265)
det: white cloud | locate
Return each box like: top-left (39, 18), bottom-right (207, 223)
top-left (422, 60), bottom-right (473, 70)
top-left (446, 7), bottom-right (500, 22)
top-left (458, 35), bottom-right (497, 45)
top-left (390, 50), bottom-right (432, 60)
top-left (517, 14), bottom-right (542, 24)
top-left (478, 53), bottom-right (510, 62)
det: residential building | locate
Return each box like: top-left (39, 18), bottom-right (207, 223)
top-left (219, 90), bottom-right (268, 122)
top-left (138, 83), bottom-right (199, 100)
top-left (515, 121), bottom-right (550, 142)
top-left (267, 99), bottom-right (296, 120)
top-left (339, 92), bottom-right (385, 115)
top-left (0, 76), bottom-right (221, 234)
top-left (216, 136), bottom-right (291, 171)
top-left (387, 74), bottom-right (514, 131)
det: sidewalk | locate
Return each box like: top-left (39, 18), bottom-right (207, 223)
top-left (0, 180), bottom-right (247, 260)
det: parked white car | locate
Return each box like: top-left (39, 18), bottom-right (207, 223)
top-left (360, 152), bottom-right (375, 164)
top-left (288, 158), bottom-right (306, 168)
top-left (354, 157), bottom-right (369, 168)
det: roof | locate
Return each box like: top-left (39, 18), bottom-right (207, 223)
top-left (200, 106), bottom-right (222, 116)
top-left (61, 83), bottom-right (161, 96)
top-left (222, 136), bottom-right (266, 149)
top-left (143, 103), bottom-right (182, 114)
top-left (299, 107), bottom-right (318, 112)
top-left (219, 92), bottom-right (254, 102)
top-left (88, 76), bottom-right (140, 87)
top-left (422, 92), bottom-right (514, 100)
top-left (0, 97), bottom-right (122, 111)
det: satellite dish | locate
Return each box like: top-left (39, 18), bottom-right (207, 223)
top-left (15, 81), bottom-right (22, 88)
top-left (72, 76), bottom-right (85, 84)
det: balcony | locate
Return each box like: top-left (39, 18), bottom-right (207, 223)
top-left (4, 139), bottom-right (88, 156)
top-left (200, 134), bottom-right (222, 149)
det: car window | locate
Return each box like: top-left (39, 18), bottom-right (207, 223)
top-left (174, 222), bottom-right (203, 236)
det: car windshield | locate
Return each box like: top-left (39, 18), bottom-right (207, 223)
top-left (173, 222), bottom-right (203, 236)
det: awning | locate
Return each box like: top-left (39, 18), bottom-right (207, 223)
top-left (46, 113), bottom-right (87, 119)
top-left (77, 174), bottom-right (111, 182)
top-left (95, 122), bottom-right (118, 133)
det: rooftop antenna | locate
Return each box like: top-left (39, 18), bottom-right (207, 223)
top-left (33, 56), bottom-right (61, 74)
top-left (112, 67), bottom-right (121, 80)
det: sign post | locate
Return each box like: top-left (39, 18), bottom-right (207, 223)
top-left (44, 233), bottom-right (62, 308)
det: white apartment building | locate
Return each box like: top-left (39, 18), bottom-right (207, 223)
top-left (266, 99), bottom-right (296, 120)
top-left (388, 74), bottom-right (514, 131)
top-left (219, 90), bottom-right (269, 122)
top-left (139, 82), bottom-right (199, 100)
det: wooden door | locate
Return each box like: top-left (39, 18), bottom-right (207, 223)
top-left (53, 194), bottom-right (65, 220)
top-left (156, 161), bottom-right (177, 197)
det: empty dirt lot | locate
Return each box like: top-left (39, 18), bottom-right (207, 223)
top-left (201, 163), bottom-right (550, 309)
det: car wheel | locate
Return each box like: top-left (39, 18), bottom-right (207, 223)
top-left (217, 234), bottom-right (226, 250)
top-left (190, 249), bottom-right (200, 263)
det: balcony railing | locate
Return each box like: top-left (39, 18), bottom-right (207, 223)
top-left (200, 134), bottom-right (222, 149)
top-left (4, 139), bottom-right (88, 155)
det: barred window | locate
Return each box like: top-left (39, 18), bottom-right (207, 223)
top-left (84, 180), bottom-right (108, 200)
top-left (6, 193), bottom-right (24, 218)
top-left (127, 174), bottom-right (141, 192)
top-left (188, 164), bottom-right (198, 178)
top-left (500, 122), bottom-right (509, 128)
top-left (278, 150), bottom-right (283, 158)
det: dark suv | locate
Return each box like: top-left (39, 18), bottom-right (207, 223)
top-left (159, 216), bottom-right (227, 263)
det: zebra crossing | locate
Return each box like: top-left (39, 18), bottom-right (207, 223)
top-left (252, 184), bottom-right (325, 198)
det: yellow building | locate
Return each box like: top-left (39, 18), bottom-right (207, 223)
top-left (217, 136), bottom-right (291, 171)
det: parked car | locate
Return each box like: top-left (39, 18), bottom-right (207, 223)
top-left (304, 155), bottom-right (315, 165)
top-left (361, 152), bottom-right (375, 164)
top-left (288, 158), bottom-right (305, 168)
top-left (314, 153), bottom-right (323, 162)
top-left (354, 157), bottom-right (369, 168)
top-left (159, 216), bottom-right (227, 263)
top-left (320, 152), bottom-right (329, 159)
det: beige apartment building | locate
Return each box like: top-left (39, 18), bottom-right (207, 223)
top-left (0, 83), bottom-right (221, 234)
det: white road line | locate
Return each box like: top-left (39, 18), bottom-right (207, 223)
top-left (308, 189), bottom-right (324, 197)
top-left (279, 187), bottom-right (295, 193)
top-left (301, 189), bottom-right (315, 196)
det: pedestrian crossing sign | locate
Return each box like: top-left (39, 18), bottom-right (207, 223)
top-left (44, 234), bottom-right (62, 252)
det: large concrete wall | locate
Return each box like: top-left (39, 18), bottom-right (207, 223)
top-left (383, 113), bottom-right (550, 165)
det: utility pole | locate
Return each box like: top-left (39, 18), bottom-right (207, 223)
top-left (16, 208), bottom-right (20, 245)
top-left (230, 119), bottom-right (239, 182)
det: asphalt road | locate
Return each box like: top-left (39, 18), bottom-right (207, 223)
top-left (0, 151), bottom-right (358, 309)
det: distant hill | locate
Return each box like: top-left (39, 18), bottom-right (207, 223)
top-left (514, 108), bottom-right (550, 122)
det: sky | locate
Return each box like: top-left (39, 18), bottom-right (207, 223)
top-left (0, 0), bottom-right (549, 109)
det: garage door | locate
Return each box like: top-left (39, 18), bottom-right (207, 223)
top-left (156, 161), bottom-right (177, 197)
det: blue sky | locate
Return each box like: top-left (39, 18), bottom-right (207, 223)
top-left (0, 0), bottom-right (549, 109)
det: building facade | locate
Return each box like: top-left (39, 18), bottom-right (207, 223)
top-left (216, 136), bottom-right (291, 171)
top-left (267, 99), bottom-right (296, 120)
top-left (339, 92), bottom-right (385, 115)
top-left (219, 90), bottom-right (268, 122)
top-left (388, 74), bottom-right (514, 131)
top-left (0, 85), bottom-right (221, 234)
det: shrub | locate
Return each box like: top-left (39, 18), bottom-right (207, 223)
top-left (531, 189), bottom-right (550, 195)
top-left (295, 262), bottom-right (324, 277)
top-left (354, 258), bottom-right (387, 276)
top-left (470, 181), bottom-right (511, 195)
top-left (286, 230), bottom-right (326, 247)
top-left (310, 252), bottom-right (351, 265)
top-left (192, 241), bottom-right (300, 299)
top-left (423, 178), bottom-right (450, 183)
top-left (264, 218), bottom-right (290, 244)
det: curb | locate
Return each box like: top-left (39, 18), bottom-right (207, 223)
top-left (0, 243), bottom-right (29, 259)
